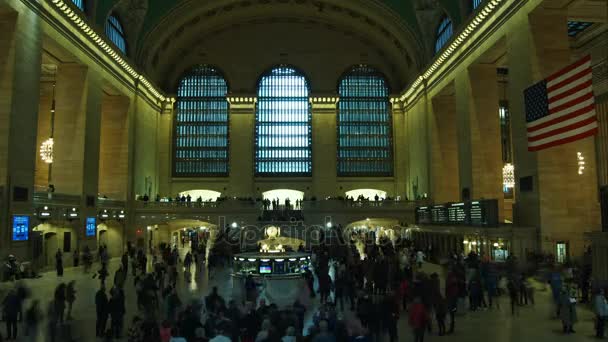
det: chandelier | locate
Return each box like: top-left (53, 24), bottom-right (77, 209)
top-left (40, 138), bottom-right (54, 164)
top-left (41, 76), bottom-right (56, 165)
top-left (503, 163), bottom-right (515, 188)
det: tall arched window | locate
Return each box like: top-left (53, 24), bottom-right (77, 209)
top-left (71, 0), bottom-right (85, 11)
top-left (173, 66), bottom-right (230, 177)
top-left (255, 66), bottom-right (312, 176)
top-left (435, 16), bottom-right (453, 53)
top-left (472, 0), bottom-right (483, 10)
top-left (338, 65), bottom-right (393, 176)
top-left (105, 14), bottom-right (126, 54)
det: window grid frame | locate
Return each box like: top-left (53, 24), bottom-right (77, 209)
top-left (435, 16), bottom-right (453, 54)
top-left (337, 65), bottom-right (394, 177)
top-left (105, 14), bottom-right (127, 54)
top-left (70, 0), bottom-right (85, 12)
top-left (255, 66), bottom-right (312, 177)
top-left (472, 0), bottom-right (483, 10)
top-left (173, 65), bottom-right (230, 178)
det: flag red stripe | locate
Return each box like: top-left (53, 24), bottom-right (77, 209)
top-left (528, 116), bottom-right (597, 142)
top-left (527, 104), bottom-right (596, 132)
top-left (549, 92), bottom-right (594, 115)
top-left (547, 68), bottom-right (592, 94)
top-left (548, 79), bottom-right (593, 103)
top-left (528, 127), bottom-right (597, 152)
top-left (546, 55), bottom-right (591, 82)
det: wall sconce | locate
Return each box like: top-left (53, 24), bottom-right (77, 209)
top-left (577, 152), bottom-right (585, 175)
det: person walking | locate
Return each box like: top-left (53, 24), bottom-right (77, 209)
top-left (55, 249), bottom-right (63, 277)
top-left (109, 287), bottom-right (126, 338)
top-left (95, 285), bottom-right (109, 337)
top-left (434, 294), bottom-right (448, 336)
top-left (54, 284), bottom-right (66, 325)
top-left (409, 297), bottom-right (430, 342)
top-left (66, 281), bottom-right (76, 320)
top-left (559, 286), bottom-right (578, 334)
top-left (24, 300), bottom-right (42, 342)
top-left (594, 288), bottom-right (608, 338)
top-left (3, 290), bottom-right (20, 340)
top-left (73, 248), bottom-right (79, 267)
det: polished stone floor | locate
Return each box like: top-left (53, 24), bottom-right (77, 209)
top-left (0, 256), bottom-right (599, 341)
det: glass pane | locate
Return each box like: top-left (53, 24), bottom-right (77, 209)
top-left (255, 67), bottom-right (312, 176)
top-left (337, 66), bottom-right (393, 176)
top-left (173, 66), bottom-right (230, 177)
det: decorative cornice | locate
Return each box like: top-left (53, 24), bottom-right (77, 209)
top-left (397, 0), bottom-right (507, 108)
top-left (45, 0), bottom-right (174, 104)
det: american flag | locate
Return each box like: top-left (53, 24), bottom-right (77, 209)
top-left (524, 55), bottom-right (597, 152)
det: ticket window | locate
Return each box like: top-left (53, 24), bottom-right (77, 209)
top-left (556, 242), bottom-right (569, 264)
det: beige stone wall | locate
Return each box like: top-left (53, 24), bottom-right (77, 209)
top-left (430, 91), bottom-right (460, 203)
top-left (99, 95), bottom-right (130, 200)
top-left (35, 83), bottom-right (52, 188)
top-left (52, 64), bottom-right (88, 195)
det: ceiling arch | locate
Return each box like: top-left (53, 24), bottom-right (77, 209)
top-left (138, 0), bottom-right (431, 93)
top-left (94, 0), bottom-right (466, 93)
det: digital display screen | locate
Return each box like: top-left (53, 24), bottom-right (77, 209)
top-left (86, 217), bottom-right (97, 237)
top-left (12, 216), bottom-right (29, 241)
top-left (259, 265), bottom-right (272, 274)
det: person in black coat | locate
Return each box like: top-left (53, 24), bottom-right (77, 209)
top-left (55, 250), bottom-right (63, 277)
top-left (95, 286), bottom-right (109, 337)
top-left (109, 287), bottom-right (125, 338)
top-left (3, 291), bottom-right (20, 340)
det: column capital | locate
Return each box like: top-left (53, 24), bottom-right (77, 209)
top-left (310, 97), bottom-right (338, 110)
top-left (227, 95), bottom-right (256, 110)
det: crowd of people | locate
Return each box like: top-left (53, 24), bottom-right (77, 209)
top-left (0, 225), bottom-right (601, 342)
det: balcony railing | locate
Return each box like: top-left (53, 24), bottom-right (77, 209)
top-left (135, 198), bottom-right (262, 211)
top-left (301, 199), bottom-right (420, 211)
top-left (33, 192), bottom-right (81, 206)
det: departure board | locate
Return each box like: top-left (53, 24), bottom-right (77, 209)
top-left (415, 199), bottom-right (498, 227)
top-left (415, 207), bottom-right (432, 224)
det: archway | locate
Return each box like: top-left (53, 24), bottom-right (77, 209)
top-left (263, 189), bottom-right (304, 206)
top-left (178, 189), bottom-right (222, 202)
top-left (345, 189), bottom-right (387, 201)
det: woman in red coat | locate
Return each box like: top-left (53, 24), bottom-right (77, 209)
top-left (409, 297), bottom-right (430, 342)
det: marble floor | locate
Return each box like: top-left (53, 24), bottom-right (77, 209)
top-left (0, 257), bottom-right (600, 341)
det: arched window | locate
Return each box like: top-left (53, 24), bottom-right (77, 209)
top-left (255, 66), bottom-right (311, 176)
top-left (435, 16), bottom-right (453, 53)
top-left (173, 66), bottom-right (230, 177)
top-left (338, 65), bottom-right (393, 176)
top-left (472, 0), bottom-right (483, 10)
top-left (105, 14), bottom-right (126, 54)
top-left (71, 0), bottom-right (85, 11)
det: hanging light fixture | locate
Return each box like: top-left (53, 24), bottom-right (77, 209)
top-left (503, 163), bottom-right (515, 188)
top-left (40, 138), bottom-right (54, 163)
top-left (40, 75), bottom-right (57, 164)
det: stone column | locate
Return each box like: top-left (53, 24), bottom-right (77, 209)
top-left (52, 64), bottom-right (89, 195)
top-left (508, 6), bottom-right (600, 257)
top-left (0, 3), bottom-right (42, 254)
top-left (456, 65), bottom-right (504, 219)
top-left (430, 90), bottom-right (460, 203)
top-left (311, 97), bottom-right (337, 198)
top-left (99, 94), bottom-right (130, 200)
top-left (228, 98), bottom-right (255, 197)
top-left (393, 101), bottom-right (408, 198)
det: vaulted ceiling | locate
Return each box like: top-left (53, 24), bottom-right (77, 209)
top-left (92, 0), bottom-right (471, 93)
